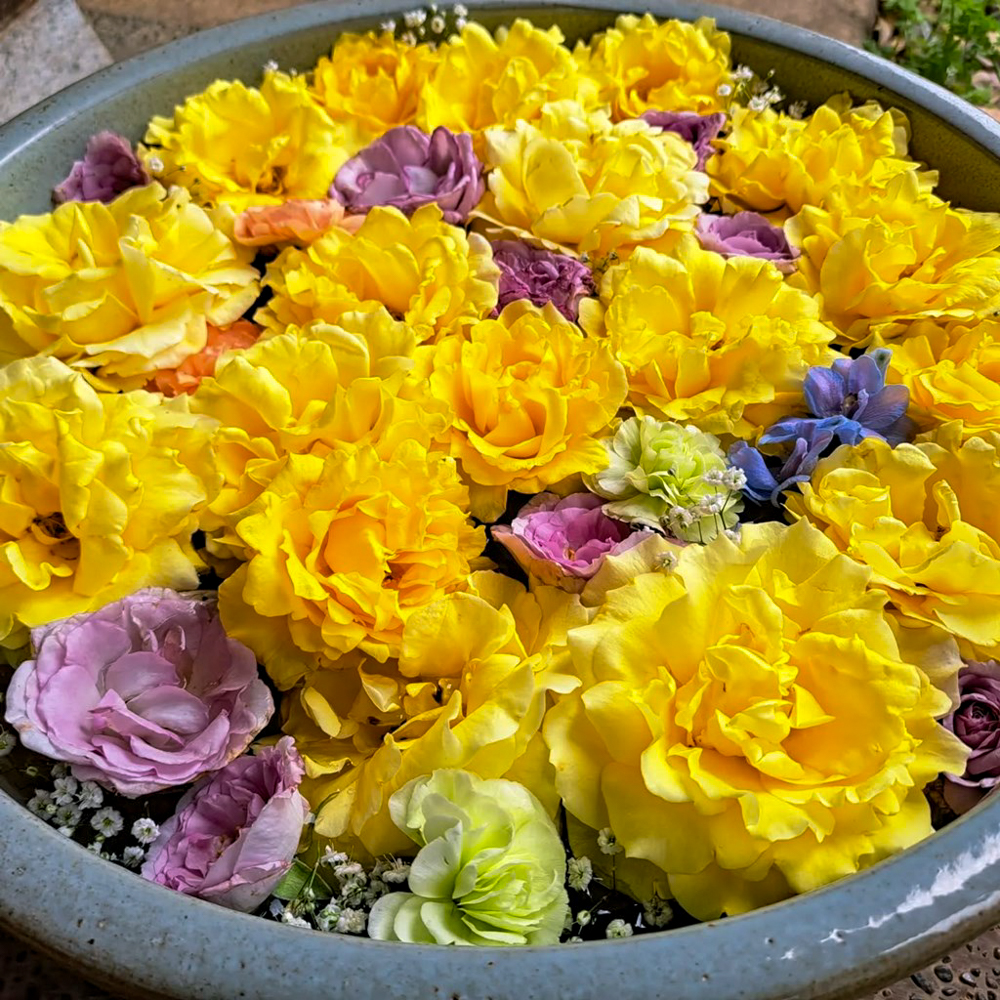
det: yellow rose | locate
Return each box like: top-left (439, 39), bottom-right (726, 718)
top-left (544, 519), bottom-right (967, 920)
top-left (0, 184), bottom-right (259, 388)
top-left (217, 441), bottom-right (485, 682)
top-left (882, 319), bottom-right (1000, 437)
top-left (0, 357), bottom-right (220, 649)
top-left (580, 238), bottom-right (836, 438)
top-left (257, 204), bottom-right (500, 342)
top-left (192, 313), bottom-right (447, 556)
top-left (788, 425), bottom-right (1000, 658)
top-left (481, 100), bottom-right (708, 257)
top-left (578, 14), bottom-right (732, 119)
top-left (708, 96), bottom-right (933, 219)
top-left (310, 31), bottom-right (439, 147)
top-left (287, 573), bottom-right (587, 856)
top-left (419, 301), bottom-right (627, 520)
top-left (143, 72), bottom-right (349, 211)
top-left (417, 20), bottom-right (596, 142)
top-left (787, 171), bottom-right (1000, 345)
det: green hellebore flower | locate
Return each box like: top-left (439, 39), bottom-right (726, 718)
top-left (586, 415), bottom-right (743, 542)
top-left (367, 769), bottom-right (569, 946)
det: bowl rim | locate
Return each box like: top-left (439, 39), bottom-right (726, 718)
top-left (2, 3), bottom-right (1000, 999)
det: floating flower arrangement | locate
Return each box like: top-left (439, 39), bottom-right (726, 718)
top-left (1, 5), bottom-right (1000, 945)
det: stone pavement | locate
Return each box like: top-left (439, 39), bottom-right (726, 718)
top-left (3, 0), bottom-right (1000, 997)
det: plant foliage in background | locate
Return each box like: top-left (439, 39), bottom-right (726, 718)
top-left (869, 0), bottom-right (1000, 105)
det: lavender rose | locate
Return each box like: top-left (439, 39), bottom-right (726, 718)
top-left (943, 661), bottom-right (1000, 814)
top-left (696, 212), bottom-right (800, 273)
top-left (641, 110), bottom-right (726, 170)
top-left (331, 125), bottom-right (484, 224)
top-left (3, 589), bottom-right (273, 796)
top-left (52, 131), bottom-right (149, 204)
top-left (491, 241), bottom-right (596, 322)
top-left (491, 492), bottom-right (651, 592)
top-left (142, 737), bottom-right (309, 912)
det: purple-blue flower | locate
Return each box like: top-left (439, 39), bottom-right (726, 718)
top-left (491, 241), bottom-right (595, 321)
top-left (696, 212), bottom-right (799, 273)
top-left (765, 350), bottom-right (914, 447)
top-left (640, 110), bottom-right (726, 170)
top-left (729, 418), bottom-right (842, 505)
top-left (52, 131), bottom-right (149, 204)
top-left (331, 125), bottom-right (484, 224)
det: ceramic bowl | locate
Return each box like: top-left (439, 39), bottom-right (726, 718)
top-left (1, 2), bottom-right (1000, 998)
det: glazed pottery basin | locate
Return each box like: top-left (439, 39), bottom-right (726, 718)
top-left (2, 2), bottom-right (1000, 998)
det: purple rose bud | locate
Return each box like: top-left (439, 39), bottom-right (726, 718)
top-left (52, 131), bottom-right (149, 204)
top-left (641, 110), bottom-right (726, 170)
top-left (943, 661), bottom-right (1000, 815)
top-left (142, 737), bottom-right (309, 912)
top-left (4, 589), bottom-right (273, 796)
top-left (491, 492), bottom-right (652, 591)
top-left (696, 212), bottom-right (800, 273)
top-left (331, 125), bottom-right (485, 224)
top-left (491, 241), bottom-right (595, 322)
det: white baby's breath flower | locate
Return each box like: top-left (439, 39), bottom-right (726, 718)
top-left (717, 83), bottom-right (733, 97)
top-left (336, 908), bottom-right (368, 935)
top-left (430, 14), bottom-right (446, 33)
top-left (316, 904), bottom-right (342, 932)
top-left (56, 825), bottom-right (77, 838)
top-left (0, 729), bottom-right (15, 759)
top-left (26, 791), bottom-right (52, 816)
top-left (52, 776), bottom-right (79, 806)
top-left (91, 807), bottom-right (123, 837)
top-left (568, 935), bottom-right (584, 943)
top-left (453, 2), bottom-right (468, 14)
top-left (51, 763), bottom-right (69, 779)
top-left (722, 467), bottom-right (748, 491)
top-left (380, 19), bottom-right (397, 32)
top-left (400, 30), bottom-right (418, 45)
top-left (567, 856), bottom-right (593, 892)
top-left (122, 846), bottom-right (146, 868)
top-left (382, 859), bottom-right (411, 884)
top-left (76, 781), bottom-right (104, 810)
top-left (724, 526), bottom-right (742, 543)
top-left (280, 909), bottom-right (312, 929)
top-left (654, 551), bottom-right (679, 572)
top-left (643, 894), bottom-right (674, 929)
top-left (131, 818), bottom-right (160, 845)
top-left (733, 64), bottom-right (755, 82)
top-left (321, 847), bottom-right (349, 868)
top-left (263, 59), bottom-right (279, 73)
top-left (606, 919), bottom-right (634, 938)
top-left (597, 828), bottom-right (623, 856)
top-left (788, 100), bottom-right (808, 120)
top-left (53, 803), bottom-right (83, 828)
top-left (146, 156), bottom-right (165, 173)
top-left (702, 469), bottom-right (725, 486)
top-left (403, 8), bottom-right (427, 27)
top-left (576, 909), bottom-right (592, 927)
top-left (333, 861), bottom-right (364, 880)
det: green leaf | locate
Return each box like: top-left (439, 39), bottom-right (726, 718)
top-left (271, 859), bottom-right (332, 901)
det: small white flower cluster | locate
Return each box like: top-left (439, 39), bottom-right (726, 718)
top-left (567, 855), bottom-right (593, 892)
top-left (23, 762), bottom-right (158, 866)
top-left (393, 4), bottom-right (468, 44)
top-left (664, 485), bottom-right (742, 541)
top-left (719, 64), bottom-right (786, 113)
top-left (272, 849), bottom-right (409, 935)
top-left (597, 827), bottom-right (623, 856)
top-left (0, 726), bottom-right (15, 760)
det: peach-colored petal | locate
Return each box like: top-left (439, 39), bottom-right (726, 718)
top-left (234, 198), bottom-right (363, 246)
top-left (147, 320), bottom-right (261, 397)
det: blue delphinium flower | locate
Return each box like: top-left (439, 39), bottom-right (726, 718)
top-left (764, 349), bottom-right (914, 448)
top-left (730, 350), bottom-right (914, 506)
top-left (729, 418), bottom-right (842, 505)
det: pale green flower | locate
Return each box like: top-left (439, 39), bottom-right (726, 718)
top-left (586, 415), bottom-right (743, 542)
top-left (367, 769), bottom-right (569, 946)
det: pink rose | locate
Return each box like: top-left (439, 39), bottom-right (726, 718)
top-left (142, 737), bottom-right (308, 912)
top-left (491, 240), bottom-right (595, 322)
top-left (491, 493), bottom-right (651, 591)
top-left (52, 131), bottom-right (149, 204)
top-left (695, 212), bottom-right (800, 273)
top-left (331, 125), bottom-right (484, 223)
top-left (4, 589), bottom-right (273, 796)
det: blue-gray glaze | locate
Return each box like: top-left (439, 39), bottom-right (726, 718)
top-left (1, 3), bottom-right (1000, 999)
